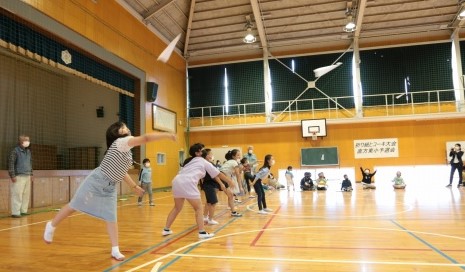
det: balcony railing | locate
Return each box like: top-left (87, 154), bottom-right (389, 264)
top-left (188, 89), bottom-right (462, 129)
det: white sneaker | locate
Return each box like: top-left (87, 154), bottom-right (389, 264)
top-left (198, 232), bottom-right (214, 239)
top-left (162, 229), bottom-right (173, 236)
top-left (43, 221), bottom-right (55, 244)
top-left (207, 219), bottom-right (219, 225)
top-left (234, 199), bottom-right (242, 203)
top-left (263, 208), bottom-right (273, 212)
top-left (249, 195), bottom-right (256, 198)
top-left (258, 210), bottom-right (268, 214)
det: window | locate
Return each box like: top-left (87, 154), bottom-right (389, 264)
top-left (157, 153), bottom-right (166, 165)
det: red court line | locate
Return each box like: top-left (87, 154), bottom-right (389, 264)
top-left (250, 206), bottom-right (281, 246)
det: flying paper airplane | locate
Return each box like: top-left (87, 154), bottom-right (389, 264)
top-left (313, 62), bottom-right (342, 78)
top-left (157, 33), bottom-right (181, 63)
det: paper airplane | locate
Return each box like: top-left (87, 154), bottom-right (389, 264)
top-left (313, 62), bottom-right (342, 78)
top-left (157, 33), bottom-right (181, 63)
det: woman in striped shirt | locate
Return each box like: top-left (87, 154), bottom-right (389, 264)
top-left (43, 121), bottom-right (176, 261)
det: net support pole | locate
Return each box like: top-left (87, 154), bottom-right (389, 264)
top-left (263, 48), bottom-right (273, 123)
top-left (451, 31), bottom-right (465, 112)
top-left (352, 38), bottom-right (363, 118)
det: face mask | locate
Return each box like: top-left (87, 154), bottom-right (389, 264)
top-left (364, 170), bottom-right (369, 174)
top-left (22, 141), bottom-right (30, 148)
top-left (144, 163), bottom-right (150, 168)
top-left (248, 150), bottom-right (253, 154)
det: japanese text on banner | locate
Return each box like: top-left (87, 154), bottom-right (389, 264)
top-left (354, 138), bottom-right (398, 158)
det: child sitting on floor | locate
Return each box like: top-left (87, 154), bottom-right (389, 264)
top-left (392, 171), bottom-right (406, 189)
top-left (341, 174), bottom-right (353, 191)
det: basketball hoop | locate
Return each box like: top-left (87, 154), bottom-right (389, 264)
top-left (311, 132), bottom-right (318, 141)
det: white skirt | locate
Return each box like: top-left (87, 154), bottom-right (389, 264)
top-left (69, 167), bottom-right (118, 222)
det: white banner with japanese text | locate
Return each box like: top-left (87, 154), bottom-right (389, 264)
top-left (354, 138), bottom-right (399, 158)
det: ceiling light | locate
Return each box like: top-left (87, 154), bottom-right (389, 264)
top-left (243, 15), bottom-right (256, 44)
top-left (343, 1), bottom-right (356, 32)
top-left (243, 28), bottom-right (256, 43)
top-left (343, 20), bottom-right (356, 32)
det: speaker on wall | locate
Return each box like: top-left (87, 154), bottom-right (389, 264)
top-left (146, 81), bottom-right (158, 102)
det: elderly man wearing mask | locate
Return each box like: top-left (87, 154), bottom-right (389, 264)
top-left (8, 135), bottom-right (33, 218)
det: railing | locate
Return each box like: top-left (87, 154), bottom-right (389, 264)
top-left (188, 89), bottom-right (460, 128)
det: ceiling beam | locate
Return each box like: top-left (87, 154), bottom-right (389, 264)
top-left (354, 0), bottom-right (367, 38)
top-left (250, 0), bottom-right (268, 50)
top-left (184, 0), bottom-right (196, 57)
top-left (143, 0), bottom-right (175, 21)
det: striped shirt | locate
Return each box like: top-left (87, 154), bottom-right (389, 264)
top-left (100, 136), bottom-right (134, 183)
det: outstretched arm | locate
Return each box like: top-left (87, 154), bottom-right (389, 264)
top-left (128, 132), bottom-right (176, 148)
top-left (123, 174), bottom-right (144, 196)
top-left (215, 172), bottom-right (235, 189)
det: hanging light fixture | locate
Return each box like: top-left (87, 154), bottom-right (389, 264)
top-left (343, 1), bottom-right (356, 33)
top-left (243, 15), bottom-right (256, 43)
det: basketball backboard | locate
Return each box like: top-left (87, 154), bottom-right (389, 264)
top-left (301, 118), bottom-right (327, 138)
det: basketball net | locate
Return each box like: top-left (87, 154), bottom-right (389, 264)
top-left (311, 132), bottom-right (317, 141)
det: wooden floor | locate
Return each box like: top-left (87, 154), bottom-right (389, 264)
top-left (1, 178), bottom-right (465, 272)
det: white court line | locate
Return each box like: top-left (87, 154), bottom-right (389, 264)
top-left (0, 195), bottom-right (171, 232)
top-left (124, 225), bottom-right (465, 271)
top-left (150, 262), bottom-right (162, 272)
top-left (245, 202), bottom-right (415, 218)
top-left (170, 253), bottom-right (465, 267)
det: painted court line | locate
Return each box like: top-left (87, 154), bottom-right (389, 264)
top-left (168, 253), bottom-right (465, 267)
top-left (124, 225), bottom-right (465, 271)
top-left (245, 202), bottom-right (414, 218)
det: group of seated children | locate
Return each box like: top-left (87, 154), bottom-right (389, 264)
top-left (298, 168), bottom-right (406, 192)
top-left (300, 172), bottom-right (329, 191)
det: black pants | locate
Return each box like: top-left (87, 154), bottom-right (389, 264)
top-left (253, 180), bottom-right (267, 210)
top-left (449, 163), bottom-right (463, 185)
top-left (244, 172), bottom-right (254, 193)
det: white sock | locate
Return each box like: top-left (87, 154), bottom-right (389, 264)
top-left (111, 246), bottom-right (120, 254)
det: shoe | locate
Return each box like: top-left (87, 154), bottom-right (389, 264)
top-left (43, 221), bottom-right (55, 244)
top-left (234, 199), bottom-right (242, 203)
top-left (446, 184), bottom-right (452, 187)
top-left (111, 251), bottom-right (125, 261)
top-left (162, 229), bottom-right (173, 236)
top-left (11, 214), bottom-right (21, 218)
top-left (258, 210), bottom-right (268, 214)
top-left (20, 212), bottom-right (29, 216)
top-left (263, 208), bottom-right (273, 212)
top-left (149, 202), bottom-right (155, 206)
top-left (137, 202), bottom-right (142, 206)
top-left (207, 219), bottom-right (219, 225)
top-left (231, 211), bottom-right (242, 217)
top-left (249, 195), bottom-right (256, 198)
top-left (198, 232), bottom-right (214, 239)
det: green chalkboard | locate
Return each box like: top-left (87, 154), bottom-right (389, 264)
top-left (301, 147), bottom-right (339, 166)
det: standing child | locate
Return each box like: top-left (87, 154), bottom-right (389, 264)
top-left (138, 158), bottom-right (154, 206)
top-left (201, 148), bottom-right (226, 225)
top-left (360, 167), bottom-right (377, 189)
top-left (162, 143), bottom-right (235, 239)
top-left (43, 121), bottom-right (176, 261)
top-left (285, 166), bottom-right (295, 191)
top-left (316, 172), bottom-right (328, 190)
top-left (392, 171), bottom-right (406, 189)
top-left (251, 154), bottom-right (275, 214)
top-left (341, 174), bottom-right (353, 191)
